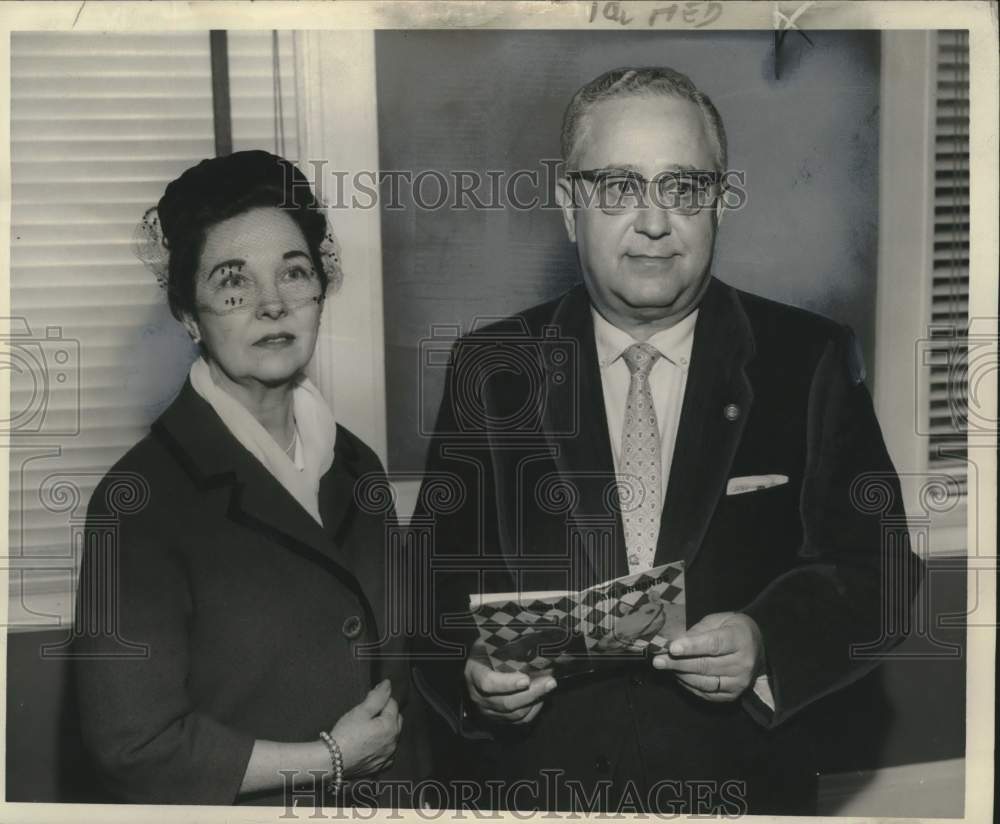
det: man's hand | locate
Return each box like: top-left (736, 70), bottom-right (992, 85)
top-left (650, 612), bottom-right (765, 702)
top-left (464, 658), bottom-right (556, 725)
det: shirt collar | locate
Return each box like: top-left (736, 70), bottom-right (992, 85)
top-left (592, 305), bottom-right (699, 371)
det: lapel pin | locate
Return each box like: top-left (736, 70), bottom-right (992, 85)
top-left (723, 403), bottom-right (741, 421)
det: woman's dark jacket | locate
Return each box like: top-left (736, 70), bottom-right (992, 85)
top-left (73, 380), bottom-right (424, 805)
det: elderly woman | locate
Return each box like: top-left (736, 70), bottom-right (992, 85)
top-left (73, 151), bottom-right (420, 805)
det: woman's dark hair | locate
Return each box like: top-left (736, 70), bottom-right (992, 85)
top-left (157, 151), bottom-right (330, 320)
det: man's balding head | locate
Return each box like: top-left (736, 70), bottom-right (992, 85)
top-left (561, 67), bottom-right (728, 172)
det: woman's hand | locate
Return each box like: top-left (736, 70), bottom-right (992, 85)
top-left (329, 679), bottom-right (402, 778)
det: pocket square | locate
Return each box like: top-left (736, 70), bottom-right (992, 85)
top-left (726, 474), bottom-right (789, 495)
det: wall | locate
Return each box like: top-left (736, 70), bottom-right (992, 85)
top-left (377, 29), bottom-right (881, 471)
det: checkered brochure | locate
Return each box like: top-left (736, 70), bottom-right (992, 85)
top-left (468, 562), bottom-right (685, 677)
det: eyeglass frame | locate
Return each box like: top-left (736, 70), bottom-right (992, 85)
top-left (564, 168), bottom-right (726, 216)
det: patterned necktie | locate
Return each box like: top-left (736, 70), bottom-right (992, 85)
top-left (620, 342), bottom-right (663, 573)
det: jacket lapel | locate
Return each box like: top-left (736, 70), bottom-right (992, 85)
top-left (655, 278), bottom-right (755, 569)
top-left (153, 382), bottom-right (359, 573)
top-left (235, 438), bottom-right (361, 565)
top-left (317, 431), bottom-right (364, 548)
top-left (542, 286), bottom-right (630, 583)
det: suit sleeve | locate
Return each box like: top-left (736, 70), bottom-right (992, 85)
top-left (741, 326), bottom-right (925, 727)
top-left (410, 340), bottom-right (502, 741)
top-left (73, 477), bottom-right (255, 803)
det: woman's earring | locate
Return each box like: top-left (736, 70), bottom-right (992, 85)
top-left (181, 313), bottom-right (202, 345)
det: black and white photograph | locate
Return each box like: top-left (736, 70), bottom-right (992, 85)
top-left (1, 1), bottom-right (996, 821)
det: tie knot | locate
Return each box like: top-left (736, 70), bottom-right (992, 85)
top-left (622, 342), bottom-right (661, 377)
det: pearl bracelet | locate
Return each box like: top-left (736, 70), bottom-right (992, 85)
top-left (318, 731), bottom-right (344, 794)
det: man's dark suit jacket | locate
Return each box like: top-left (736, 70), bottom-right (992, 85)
top-left (73, 381), bottom-right (424, 805)
top-left (413, 278), bottom-right (923, 815)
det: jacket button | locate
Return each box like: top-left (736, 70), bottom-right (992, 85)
top-left (630, 673), bottom-right (644, 687)
top-left (342, 615), bottom-right (364, 640)
top-left (594, 755), bottom-right (610, 773)
top-left (723, 403), bottom-right (741, 421)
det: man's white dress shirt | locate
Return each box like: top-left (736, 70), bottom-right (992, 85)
top-left (591, 306), bottom-right (775, 710)
top-left (593, 306), bottom-right (698, 506)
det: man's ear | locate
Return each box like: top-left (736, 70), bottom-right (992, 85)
top-left (714, 195), bottom-right (726, 228)
top-left (555, 177), bottom-right (578, 243)
top-left (180, 311), bottom-right (202, 345)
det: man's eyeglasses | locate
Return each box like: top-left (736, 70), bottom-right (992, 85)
top-left (565, 169), bottom-right (722, 215)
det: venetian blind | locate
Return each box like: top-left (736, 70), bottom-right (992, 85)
top-left (926, 30), bottom-right (970, 497)
top-left (7, 31), bottom-right (299, 627)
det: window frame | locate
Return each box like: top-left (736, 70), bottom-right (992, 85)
top-left (294, 31), bottom-right (389, 465)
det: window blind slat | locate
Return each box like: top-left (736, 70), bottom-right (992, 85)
top-left (11, 159), bottom-right (214, 184)
top-left (13, 181), bottom-right (200, 204)
top-left (11, 31), bottom-right (211, 54)
top-left (14, 76), bottom-right (210, 98)
top-left (12, 55), bottom-right (213, 76)
top-left (13, 98), bottom-right (213, 120)
top-left (11, 120), bottom-right (215, 141)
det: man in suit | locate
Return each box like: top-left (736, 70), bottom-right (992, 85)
top-left (412, 66), bottom-right (922, 815)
